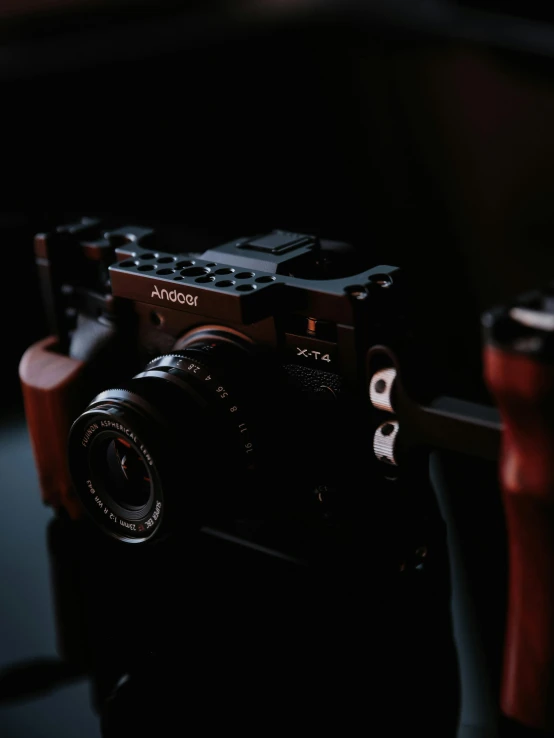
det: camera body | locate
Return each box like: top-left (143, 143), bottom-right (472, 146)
top-left (23, 219), bottom-right (436, 554)
top-left (19, 218), bottom-right (464, 732)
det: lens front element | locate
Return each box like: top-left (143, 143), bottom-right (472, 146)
top-left (95, 435), bottom-right (153, 510)
top-left (70, 396), bottom-right (165, 543)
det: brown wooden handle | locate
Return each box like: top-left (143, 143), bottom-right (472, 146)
top-left (19, 336), bottom-right (87, 520)
top-left (484, 344), bottom-right (554, 731)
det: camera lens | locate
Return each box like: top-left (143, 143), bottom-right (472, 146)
top-left (96, 437), bottom-right (152, 510)
top-left (68, 330), bottom-right (258, 543)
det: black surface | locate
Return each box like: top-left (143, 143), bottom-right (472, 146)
top-left (0, 413), bottom-right (100, 738)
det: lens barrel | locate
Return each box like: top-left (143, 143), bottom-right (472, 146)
top-left (68, 335), bottom-right (256, 542)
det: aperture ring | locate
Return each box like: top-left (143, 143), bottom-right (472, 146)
top-left (142, 354), bottom-right (256, 466)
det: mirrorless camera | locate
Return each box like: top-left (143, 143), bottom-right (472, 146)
top-left (18, 218), bottom-right (463, 733)
top-left (21, 218), bottom-right (444, 564)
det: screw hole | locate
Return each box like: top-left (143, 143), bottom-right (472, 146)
top-left (345, 285), bottom-right (367, 300)
top-left (367, 273), bottom-right (393, 288)
top-left (181, 266), bottom-right (209, 277)
top-left (374, 379), bottom-right (387, 394)
top-left (256, 275), bottom-right (276, 283)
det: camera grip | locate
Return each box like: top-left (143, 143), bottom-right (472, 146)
top-left (19, 336), bottom-right (87, 520)
top-left (484, 344), bottom-right (554, 732)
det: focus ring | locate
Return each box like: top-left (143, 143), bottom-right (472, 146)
top-left (140, 352), bottom-right (256, 465)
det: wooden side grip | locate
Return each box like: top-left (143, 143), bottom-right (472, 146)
top-left (484, 344), bottom-right (554, 732)
top-left (19, 336), bottom-right (87, 520)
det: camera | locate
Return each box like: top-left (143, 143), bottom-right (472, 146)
top-left (21, 218), bottom-right (442, 552)
top-left (19, 218), bottom-right (462, 733)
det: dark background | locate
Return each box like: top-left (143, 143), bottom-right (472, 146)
top-left (6, 0), bottom-right (554, 408)
top-left (3, 1), bottom-right (554, 736)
